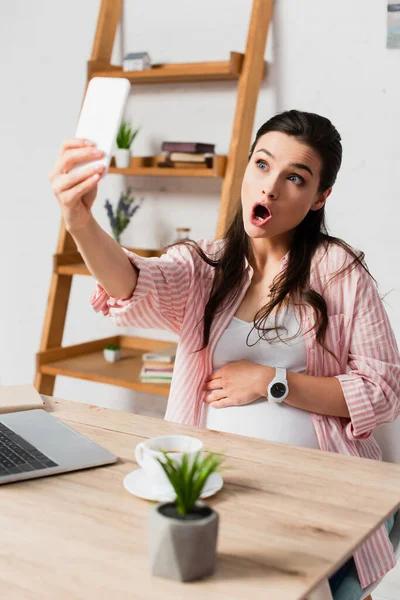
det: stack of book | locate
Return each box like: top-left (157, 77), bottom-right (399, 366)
top-left (158, 142), bottom-right (215, 169)
top-left (139, 345), bottom-right (176, 384)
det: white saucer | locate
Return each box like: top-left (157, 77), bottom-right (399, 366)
top-left (123, 468), bottom-right (223, 502)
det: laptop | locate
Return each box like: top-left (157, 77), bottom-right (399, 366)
top-left (0, 409), bottom-right (117, 485)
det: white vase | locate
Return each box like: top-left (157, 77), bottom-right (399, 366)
top-left (115, 149), bottom-right (131, 169)
top-left (104, 348), bottom-right (121, 363)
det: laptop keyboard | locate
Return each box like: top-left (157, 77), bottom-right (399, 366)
top-left (0, 422), bottom-right (58, 477)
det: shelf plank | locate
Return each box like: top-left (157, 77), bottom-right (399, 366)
top-left (37, 336), bottom-right (175, 397)
top-left (90, 52), bottom-right (244, 83)
top-left (54, 248), bottom-right (163, 276)
top-left (57, 262), bottom-right (93, 276)
top-left (108, 155), bottom-right (227, 178)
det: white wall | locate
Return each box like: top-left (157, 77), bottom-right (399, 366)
top-left (1, 0), bottom-right (399, 413)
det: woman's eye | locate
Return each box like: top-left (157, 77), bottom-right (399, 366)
top-left (288, 174), bottom-right (304, 185)
top-left (255, 159), bottom-right (268, 171)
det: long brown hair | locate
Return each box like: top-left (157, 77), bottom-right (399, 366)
top-left (168, 110), bottom-right (377, 362)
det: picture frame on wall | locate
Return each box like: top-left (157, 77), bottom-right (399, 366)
top-left (387, 2), bottom-right (400, 48)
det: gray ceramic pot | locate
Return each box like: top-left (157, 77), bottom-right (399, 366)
top-left (149, 502), bottom-right (219, 582)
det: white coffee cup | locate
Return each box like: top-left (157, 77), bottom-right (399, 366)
top-left (135, 435), bottom-right (203, 490)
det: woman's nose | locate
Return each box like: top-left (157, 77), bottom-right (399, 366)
top-left (262, 183), bottom-right (279, 199)
top-left (261, 174), bottom-right (280, 199)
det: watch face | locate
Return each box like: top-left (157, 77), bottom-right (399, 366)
top-left (271, 382), bottom-right (287, 398)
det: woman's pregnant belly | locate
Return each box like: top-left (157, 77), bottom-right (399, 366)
top-left (204, 400), bottom-right (320, 449)
top-left (204, 310), bottom-right (321, 449)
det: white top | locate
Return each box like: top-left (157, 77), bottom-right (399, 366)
top-left (202, 304), bottom-right (320, 449)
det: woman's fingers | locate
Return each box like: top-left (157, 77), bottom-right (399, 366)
top-left (48, 138), bottom-right (98, 181)
top-left (51, 146), bottom-right (103, 179)
top-left (60, 138), bottom-right (95, 153)
top-left (204, 377), bottom-right (223, 391)
top-left (63, 146), bottom-right (102, 174)
top-left (52, 164), bottom-right (103, 195)
top-left (61, 172), bottom-right (101, 207)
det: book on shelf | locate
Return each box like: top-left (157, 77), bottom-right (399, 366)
top-left (157, 159), bottom-right (213, 169)
top-left (142, 363), bottom-right (174, 375)
top-left (139, 365), bottom-right (174, 383)
top-left (161, 141), bottom-right (215, 153)
top-left (157, 152), bottom-right (213, 169)
top-left (142, 345), bottom-right (176, 363)
top-left (142, 360), bottom-right (174, 370)
top-left (168, 152), bottom-right (213, 163)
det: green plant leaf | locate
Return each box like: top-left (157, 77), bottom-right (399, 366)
top-left (117, 121), bottom-right (140, 149)
top-left (156, 450), bottom-right (224, 515)
top-left (104, 344), bottom-right (120, 350)
top-left (191, 454), bottom-right (219, 501)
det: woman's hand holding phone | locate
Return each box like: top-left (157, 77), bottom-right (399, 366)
top-left (48, 134), bottom-right (138, 300)
top-left (49, 138), bottom-right (105, 234)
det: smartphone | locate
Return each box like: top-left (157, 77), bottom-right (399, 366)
top-left (71, 77), bottom-right (131, 179)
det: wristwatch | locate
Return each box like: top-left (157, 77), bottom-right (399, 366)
top-left (267, 367), bottom-right (289, 403)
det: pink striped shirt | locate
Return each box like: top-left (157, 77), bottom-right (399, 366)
top-left (91, 239), bottom-right (400, 589)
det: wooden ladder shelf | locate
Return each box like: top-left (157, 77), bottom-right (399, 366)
top-left (35, 0), bottom-right (274, 396)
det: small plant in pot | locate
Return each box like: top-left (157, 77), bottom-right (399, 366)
top-left (103, 343), bottom-right (121, 363)
top-left (149, 451), bottom-right (223, 582)
top-left (115, 120), bottom-right (140, 168)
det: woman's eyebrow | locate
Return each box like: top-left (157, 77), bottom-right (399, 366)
top-left (255, 148), bottom-right (314, 177)
top-left (290, 162), bottom-right (314, 177)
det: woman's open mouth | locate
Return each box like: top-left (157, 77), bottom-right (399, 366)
top-left (250, 203), bottom-right (273, 227)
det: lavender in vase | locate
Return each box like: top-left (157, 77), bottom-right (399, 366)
top-left (104, 187), bottom-right (144, 244)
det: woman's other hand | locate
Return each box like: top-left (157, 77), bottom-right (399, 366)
top-left (203, 360), bottom-right (274, 408)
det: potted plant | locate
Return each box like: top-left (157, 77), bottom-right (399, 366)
top-left (104, 187), bottom-right (143, 244)
top-left (149, 451), bottom-right (223, 582)
top-left (115, 120), bottom-right (140, 168)
top-left (103, 343), bottom-right (121, 362)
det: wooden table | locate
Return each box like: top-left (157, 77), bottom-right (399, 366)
top-left (1, 397), bottom-right (400, 600)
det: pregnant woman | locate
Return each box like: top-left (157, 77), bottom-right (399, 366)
top-left (50, 109), bottom-right (400, 597)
